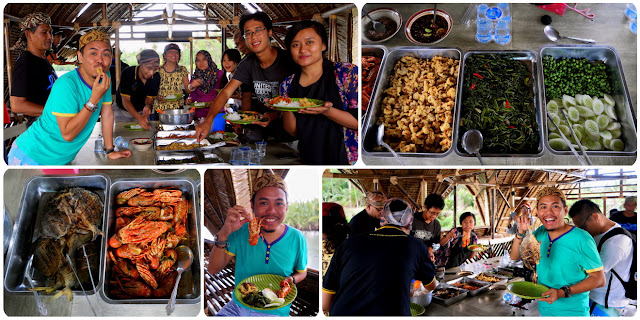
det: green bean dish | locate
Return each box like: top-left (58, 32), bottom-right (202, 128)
top-left (460, 54), bottom-right (539, 154)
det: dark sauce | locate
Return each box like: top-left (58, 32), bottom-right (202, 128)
top-left (410, 14), bottom-right (448, 43)
top-left (364, 17), bottom-right (397, 41)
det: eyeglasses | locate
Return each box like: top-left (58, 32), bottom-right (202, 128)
top-left (578, 212), bottom-right (593, 230)
top-left (243, 27), bottom-right (266, 39)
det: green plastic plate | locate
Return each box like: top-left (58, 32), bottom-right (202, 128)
top-left (189, 101), bottom-right (208, 108)
top-left (410, 302), bottom-right (425, 316)
top-left (223, 112), bottom-right (267, 124)
top-left (507, 281), bottom-right (549, 299)
top-left (209, 131), bottom-right (238, 141)
top-left (124, 123), bottom-right (144, 131)
top-left (235, 274), bottom-right (297, 310)
top-left (164, 94), bottom-right (184, 101)
top-left (267, 98), bottom-right (324, 112)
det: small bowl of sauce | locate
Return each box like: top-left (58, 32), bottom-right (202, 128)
top-left (362, 8), bottom-right (402, 43)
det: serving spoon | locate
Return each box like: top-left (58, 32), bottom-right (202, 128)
top-left (166, 245), bottom-right (194, 315)
top-left (544, 25), bottom-right (595, 44)
top-left (461, 129), bottom-right (485, 165)
top-left (376, 124), bottom-right (405, 165)
top-left (364, 11), bottom-right (387, 34)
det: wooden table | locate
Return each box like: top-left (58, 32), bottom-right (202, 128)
top-left (362, 3), bottom-right (637, 165)
top-left (69, 121), bottom-right (303, 165)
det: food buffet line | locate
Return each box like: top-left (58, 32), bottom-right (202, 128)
top-left (362, 3), bottom-right (637, 165)
top-left (3, 169), bottom-right (201, 316)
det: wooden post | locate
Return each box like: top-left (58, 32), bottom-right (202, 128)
top-left (4, 19), bottom-right (12, 93)
top-left (453, 185), bottom-right (457, 228)
top-left (189, 37), bottom-right (194, 75)
top-left (328, 14), bottom-right (337, 62)
top-left (346, 9), bottom-right (353, 63)
top-left (114, 23), bottom-right (121, 92)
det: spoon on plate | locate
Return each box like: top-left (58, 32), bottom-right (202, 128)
top-left (166, 245), bottom-right (194, 315)
top-left (364, 11), bottom-right (387, 34)
top-left (376, 124), bottom-right (405, 165)
top-left (461, 129), bottom-right (485, 165)
top-left (544, 26), bottom-right (595, 44)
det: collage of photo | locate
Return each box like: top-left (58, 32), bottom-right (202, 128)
top-left (1, 2), bottom-right (637, 318)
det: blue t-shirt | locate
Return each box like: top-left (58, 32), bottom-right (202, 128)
top-left (533, 226), bottom-right (603, 316)
top-left (226, 223), bottom-right (307, 316)
top-left (15, 69), bottom-right (111, 165)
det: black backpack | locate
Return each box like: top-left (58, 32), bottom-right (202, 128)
top-left (596, 227), bottom-right (636, 308)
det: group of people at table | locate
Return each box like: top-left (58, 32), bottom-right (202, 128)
top-left (321, 189), bottom-right (636, 317)
top-left (7, 11), bottom-right (358, 165)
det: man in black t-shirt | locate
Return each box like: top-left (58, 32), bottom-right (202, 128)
top-left (9, 12), bottom-right (57, 126)
top-left (349, 191), bottom-right (387, 235)
top-left (610, 196), bottom-right (637, 236)
top-left (323, 199), bottom-right (437, 316)
top-left (114, 49), bottom-right (160, 130)
top-left (411, 193), bottom-right (445, 261)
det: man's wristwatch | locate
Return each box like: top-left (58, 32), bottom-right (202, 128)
top-left (560, 286), bottom-right (572, 298)
top-left (85, 101), bottom-right (98, 112)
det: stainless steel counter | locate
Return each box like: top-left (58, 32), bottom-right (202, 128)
top-left (362, 3), bottom-right (637, 166)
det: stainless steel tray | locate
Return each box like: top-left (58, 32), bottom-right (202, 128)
top-left (101, 178), bottom-right (201, 304)
top-left (454, 50), bottom-right (544, 158)
top-left (156, 130), bottom-right (197, 139)
top-left (4, 174), bottom-right (110, 295)
top-left (155, 152), bottom-right (224, 165)
top-left (447, 277), bottom-right (491, 296)
top-left (362, 46), bottom-right (463, 160)
top-left (155, 138), bottom-right (212, 153)
top-left (432, 283), bottom-right (468, 306)
top-left (362, 45), bottom-right (388, 116)
top-left (539, 45), bottom-right (637, 156)
top-left (157, 122), bottom-right (195, 131)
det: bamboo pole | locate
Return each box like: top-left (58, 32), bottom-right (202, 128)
top-left (4, 19), bottom-right (12, 93)
top-left (328, 14), bottom-right (337, 62)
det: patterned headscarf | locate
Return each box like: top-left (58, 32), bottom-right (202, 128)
top-left (365, 191), bottom-right (386, 207)
top-left (536, 187), bottom-right (566, 205)
top-left (192, 50), bottom-right (220, 94)
top-left (10, 12), bottom-right (51, 52)
top-left (381, 198), bottom-right (414, 229)
top-left (253, 173), bottom-right (288, 195)
top-left (79, 30), bottom-right (111, 51)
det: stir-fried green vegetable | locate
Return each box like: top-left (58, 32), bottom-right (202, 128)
top-left (542, 56), bottom-right (611, 99)
top-left (460, 54), bottom-right (539, 154)
top-left (243, 291), bottom-right (269, 308)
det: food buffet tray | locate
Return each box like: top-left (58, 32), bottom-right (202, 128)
top-left (157, 122), bottom-right (195, 131)
top-left (539, 45), bottom-right (637, 156)
top-left (432, 283), bottom-right (468, 306)
top-left (362, 45), bottom-right (388, 115)
top-left (447, 277), bottom-right (491, 296)
top-left (101, 178), bottom-right (201, 304)
top-left (454, 50), bottom-right (544, 158)
top-left (362, 46), bottom-right (463, 159)
top-left (154, 138), bottom-right (212, 153)
top-left (155, 152), bottom-right (224, 165)
top-left (4, 174), bottom-right (110, 294)
top-left (156, 130), bottom-right (197, 139)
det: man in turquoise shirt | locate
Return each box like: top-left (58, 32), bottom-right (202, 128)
top-left (8, 30), bottom-right (131, 165)
top-left (208, 173), bottom-right (307, 316)
top-left (511, 187), bottom-right (605, 316)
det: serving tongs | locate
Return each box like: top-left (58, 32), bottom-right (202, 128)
top-left (24, 255), bottom-right (48, 316)
top-left (559, 109), bottom-right (592, 165)
top-left (65, 249), bottom-right (102, 317)
top-left (546, 112), bottom-right (587, 166)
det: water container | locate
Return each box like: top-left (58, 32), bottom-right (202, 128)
top-left (625, 4), bottom-right (637, 20)
top-left (498, 3), bottom-right (511, 24)
top-left (94, 135), bottom-right (105, 154)
top-left (485, 7), bottom-right (502, 21)
top-left (477, 4), bottom-right (488, 20)
top-left (114, 136), bottom-right (129, 149)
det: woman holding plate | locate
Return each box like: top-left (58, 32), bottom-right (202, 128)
top-left (154, 43), bottom-right (192, 111)
top-left (186, 50), bottom-right (225, 120)
top-left (277, 20), bottom-right (358, 165)
top-left (434, 211), bottom-right (479, 268)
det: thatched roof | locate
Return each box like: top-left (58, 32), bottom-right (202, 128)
top-left (324, 169), bottom-right (636, 234)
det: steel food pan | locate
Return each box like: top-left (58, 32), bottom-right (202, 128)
top-left (362, 45), bottom-right (388, 117)
top-left (539, 45), bottom-right (637, 156)
top-left (102, 178), bottom-right (201, 304)
top-left (155, 152), bottom-right (224, 165)
top-left (447, 277), bottom-right (491, 296)
top-left (156, 130), bottom-right (197, 139)
top-left (159, 109), bottom-right (194, 125)
top-left (157, 121), bottom-right (195, 131)
top-left (4, 174), bottom-right (110, 295)
top-left (362, 46), bottom-right (463, 160)
top-left (454, 50), bottom-right (544, 158)
top-left (432, 283), bottom-right (468, 306)
top-left (155, 138), bottom-right (212, 153)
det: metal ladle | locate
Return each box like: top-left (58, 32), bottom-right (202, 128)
top-left (376, 124), bottom-right (405, 165)
top-left (364, 11), bottom-right (387, 34)
top-left (166, 245), bottom-right (194, 315)
top-left (461, 129), bottom-right (485, 165)
top-left (544, 25), bottom-right (595, 44)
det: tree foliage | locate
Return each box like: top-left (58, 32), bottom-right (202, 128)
top-left (284, 199), bottom-right (319, 231)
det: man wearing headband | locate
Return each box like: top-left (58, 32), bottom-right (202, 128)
top-left (511, 187), bottom-right (604, 316)
top-left (323, 198), bottom-right (437, 316)
top-left (8, 30), bottom-right (131, 165)
top-left (208, 173), bottom-right (307, 316)
top-left (349, 190), bottom-right (387, 235)
top-left (610, 196), bottom-right (637, 236)
top-left (9, 12), bottom-right (57, 126)
top-left (114, 49), bottom-right (161, 130)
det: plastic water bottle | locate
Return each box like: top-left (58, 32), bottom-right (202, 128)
top-left (494, 19), bottom-right (511, 45)
top-left (476, 17), bottom-right (493, 43)
top-left (503, 292), bottom-right (522, 304)
top-left (114, 136), bottom-right (129, 149)
top-left (498, 3), bottom-right (511, 24)
top-left (625, 3), bottom-right (637, 20)
top-left (477, 4), bottom-right (488, 20)
top-left (94, 135), bottom-right (105, 154)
